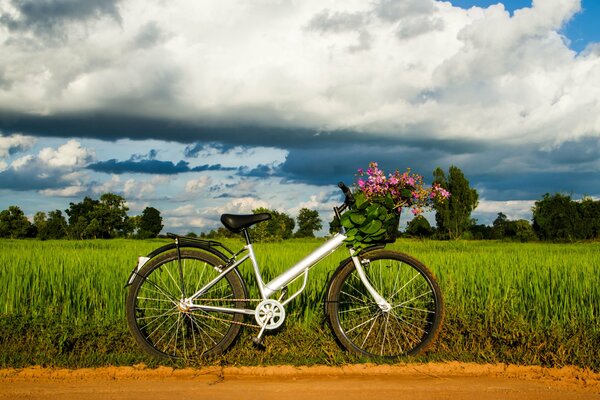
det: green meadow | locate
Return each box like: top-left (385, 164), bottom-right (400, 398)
top-left (0, 238), bottom-right (598, 369)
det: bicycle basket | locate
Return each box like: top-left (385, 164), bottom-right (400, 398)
top-left (375, 210), bottom-right (400, 244)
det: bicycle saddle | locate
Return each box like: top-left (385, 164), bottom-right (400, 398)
top-left (220, 213), bottom-right (271, 232)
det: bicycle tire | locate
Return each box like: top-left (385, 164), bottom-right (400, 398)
top-left (126, 249), bottom-right (247, 359)
top-left (325, 250), bottom-right (444, 358)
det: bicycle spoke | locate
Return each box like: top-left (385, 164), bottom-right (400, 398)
top-left (128, 251), bottom-right (246, 359)
top-left (329, 251), bottom-right (443, 358)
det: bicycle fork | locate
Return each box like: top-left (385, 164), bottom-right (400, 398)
top-left (350, 252), bottom-right (392, 312)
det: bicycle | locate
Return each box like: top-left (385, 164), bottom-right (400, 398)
top-left (125, 183), bottom-right (444, 360)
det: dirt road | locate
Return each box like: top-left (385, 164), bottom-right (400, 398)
top-left (1, 362), bottom-right (599, 400)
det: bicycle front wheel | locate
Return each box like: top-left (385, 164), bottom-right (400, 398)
top-left (126, 249), bottom-right (247, 359)
top-left (326, 250), bottom-right (444, 358)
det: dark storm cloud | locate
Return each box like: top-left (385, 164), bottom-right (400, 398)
top-left (271, 143), bottom-right (452, 186)
top-left (87, 158), bottom-right (236, 175)
top-left (0, 111), bottom-right (321, 148)
top-left (535, 137), bottom-right (600, 166)
top-left (0, 0), bottom-right (121, 37)
top-left (473, 171), bottom-right (600, 201)
top-left (2, 109), bottom-right (597, 201)
top-left (0, 111), bottom-right (487, 153)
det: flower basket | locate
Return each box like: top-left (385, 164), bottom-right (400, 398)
top-left (340, 162), bottom-right (450, 251)
top-left (340, 191), bottom-right (400, 250)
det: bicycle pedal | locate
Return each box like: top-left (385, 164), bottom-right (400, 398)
top-left (251, 336), bottom-right (266, 349)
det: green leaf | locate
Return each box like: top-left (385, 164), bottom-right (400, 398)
top-left (349, 213), bottom-right (366, 225)
top-left (346, 228), bottom-right (358, 237)
top-left (354, 192), bottom-right (368, 209)
top-left (359, 219), bottom-right (382, 234)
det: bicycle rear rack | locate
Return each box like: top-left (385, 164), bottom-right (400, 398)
top-left (166, 232), bottom-right (235, 256)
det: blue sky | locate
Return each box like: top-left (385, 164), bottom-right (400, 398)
top-left (1, 0), bottom-right (599, 235)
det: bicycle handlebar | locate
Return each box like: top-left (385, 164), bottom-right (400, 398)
top-left (338, 181), bottom-right (354, 206)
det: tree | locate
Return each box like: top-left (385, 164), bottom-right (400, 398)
top-left (137, 207), bottom-right (163, 238)
top-left (433, 166), bottom-right (479, 239)
top-left (248, 208), bottom-right (295, 241)
top-left (532, 193), bottom-right (580, 241)
top-left (45, 210), bottom-right (67, 239)
top-left (66, 193), bottom-right (130, 238)
top-left (33, 211), bottom-right (48, 240)
top-left (65, 197), bottom-right (100, 239)
top-left (82, 218), bottom-right (102, 239)
top-left (295, 208), bottom-right (322, 238)
top-left (578, 196), bottom-right (600, 239)
top-left (0, 206), bottom-right (31, 238)
top-left (96, 193), bottom-right (130, 238)
top-left (513, 219), bottom-right (537, 242)
top-left (405, 215), bottom-right (433, 238)
top-left (492, 212), bottom-right (509, 239)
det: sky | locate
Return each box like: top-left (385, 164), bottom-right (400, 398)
top-left (1, 0), bottom-right (599, 235)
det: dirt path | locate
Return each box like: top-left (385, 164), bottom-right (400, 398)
top-left (1, 362), bottom-right (599, 400)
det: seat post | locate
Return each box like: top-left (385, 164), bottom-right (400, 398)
top-left (242, 228), bottom-right (252, 245)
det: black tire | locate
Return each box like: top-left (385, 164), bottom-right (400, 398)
top-left (325, 250), bottom-right (444, 359)
top-left (126, 249), bottom-right (247, 359)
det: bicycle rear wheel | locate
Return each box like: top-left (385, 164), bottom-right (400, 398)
top-left (325, 250), bottom-right (444, 358)
top-left (126, 249), bottom-right (247, 359)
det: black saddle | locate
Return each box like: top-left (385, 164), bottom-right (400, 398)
top-left (220, 213), bottom-right (271, 233)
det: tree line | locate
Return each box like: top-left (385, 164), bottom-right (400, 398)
top-left (1, 166), bottom-right (599, 242)
top-left (197, 207), bottom-right (323, 241)
top-left (0, 193), bottom-right (163, 240)
top-left (400, 167), bottom-right (600, 242)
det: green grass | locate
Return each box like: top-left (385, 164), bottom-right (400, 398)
top-left (0, 238), bottom-right (598, 369)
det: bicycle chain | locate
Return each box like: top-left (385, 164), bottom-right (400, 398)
top-left (187, 298), bottom-right (263, 329)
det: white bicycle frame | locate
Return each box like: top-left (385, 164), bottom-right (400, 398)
top-left (182, 232), bottom-right (391, 316)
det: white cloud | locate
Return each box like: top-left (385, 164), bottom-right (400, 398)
top-left (40, 186), bottom-right (87, 197)
top-left (202, 197), bottom-right (270, 217)
top-left (185, 176), bottom-right (211, 193)
top-left (164, 204), bottom-right (198, 217)
top-left (92, 174), bottom-right (121, 194)
top-left (38, 139), bottom-right (95, 167)
top-left (0, 134), bottom-right (36, 158)
top-left (475, 199), bottom-right (536, 221)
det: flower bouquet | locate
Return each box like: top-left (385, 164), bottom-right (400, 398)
top-left (340, 162), bottom-right (450, 251)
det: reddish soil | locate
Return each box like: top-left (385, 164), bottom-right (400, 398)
top-left (1, 362), bottom-right (599, 400)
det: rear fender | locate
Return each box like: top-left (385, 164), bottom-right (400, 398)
top-left (125, 242), bottom-right (232, 287)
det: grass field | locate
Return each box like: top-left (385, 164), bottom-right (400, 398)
top-left (0, 238), bottom-right (598, 369)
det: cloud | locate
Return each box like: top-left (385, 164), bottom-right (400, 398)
top-left (0, 0), bottom-right (599, 208)
top-left (0, 139), bottom-right (94, 191)
top-left (185, 176), bottom-right (211, 193)
top-left (474, 199), bottom-right (536, 222)
top-left (0, 0), bottom-right (595, 149)
top-left (38, 139), bottom-right (94, 167)
top-left (0, 133), bottom-right (36, 158)
top-left (0, 0), bottom-right (121, 39)
top-left (40, 185), bottom-right (87, 197)
top-left (184, 142), bottom-right (242, 158)
top-left (306, 9), bottom-right (368, 34)
top-left (87, 158), bottom-right (236, 175)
